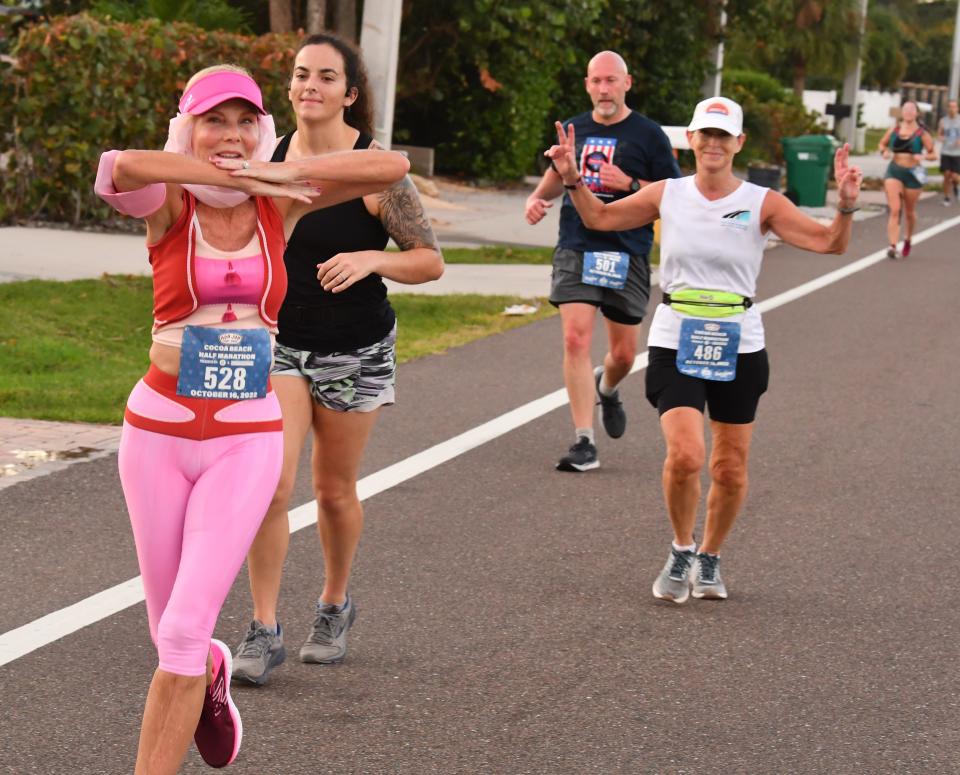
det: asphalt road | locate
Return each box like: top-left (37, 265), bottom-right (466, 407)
top-left (2, 199), bottom-right (959, 774)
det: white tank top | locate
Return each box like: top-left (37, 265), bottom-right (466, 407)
top-left (648, 176), bottom-right (770, 353)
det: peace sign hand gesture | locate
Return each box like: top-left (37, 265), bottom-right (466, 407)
top-left (833, 143), bottom-right (863, 205)
top-left (544, 121), bottom-right (579, 184)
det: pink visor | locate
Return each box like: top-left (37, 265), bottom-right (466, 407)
top-left (179, 71), bottom-right (266, 116)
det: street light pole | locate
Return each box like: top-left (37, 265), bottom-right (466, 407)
top-left (359, 0), bottom-right (402, 149)
top-left (839, 0), bottom-right (869, 150)
top-left (701, 0), bottom-right (727, 99)
top-left (950, 0), bottom-right (960, 101)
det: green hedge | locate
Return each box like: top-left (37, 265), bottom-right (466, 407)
top-left (394, 0), bottom-right (715, 182)
top-left (722, 69), bottom-right (824, 165)
top-left (394, 0), bottom-right (606, 182)
top-left (2, 14), bottom-right (299, 225)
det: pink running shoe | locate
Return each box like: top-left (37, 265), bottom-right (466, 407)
top-left (902, 239), bottom-right (911, 258)
top-left (194, 639), bottom-right (243, 768)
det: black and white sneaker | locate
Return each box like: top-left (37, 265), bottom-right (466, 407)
top-left (556, 436), bottom-right (599, 472)
top-left (594, 366), bottom-right (627, 439)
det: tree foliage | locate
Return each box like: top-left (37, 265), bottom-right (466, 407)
top-left (89, 0), bottom-right (251, 32)
top-left (725, 0), bottom-right (864, 96)
top-left (2, 13), bottom-right (298, 224)
top-left (393, 0), bottom-right (605, 181)
top-left (394, 0), bottom-right (716, 181)
top-left (722, 68), bottom-right (823, 164)
top-left (861, 4), bottom-right (908, 91)
top-left (900, 0), bottom-right (956, 85)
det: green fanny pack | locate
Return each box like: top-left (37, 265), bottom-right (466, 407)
top-left (663, 289), bottom-right (753, 318)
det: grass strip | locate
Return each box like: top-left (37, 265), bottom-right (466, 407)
top-left (403, 243), bottom-right (660, 266)
top-left (0, 276), bottom-right (555, 425)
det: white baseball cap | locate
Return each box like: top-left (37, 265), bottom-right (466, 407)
top-left (688, 96), bottom-right (743, 136)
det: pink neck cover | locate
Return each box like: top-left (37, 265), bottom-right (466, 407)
top-left (164, 71), bottom-right (277, 208)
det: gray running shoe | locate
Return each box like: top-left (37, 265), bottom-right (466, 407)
top-left (556, 436), bottom-right (599, 472)
top-left (594, 366), bottom-right (627, 439)
top-left (652, 547), bottom-right (696, 604)
top-left (300, 595), bottom-right (357, 664)
top-left (232, 620), bottom-right (286, 686)
top-left (692, 552), bottom-right (728, 599)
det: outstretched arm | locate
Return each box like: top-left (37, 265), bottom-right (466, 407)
top-left (545, 121), bottom-right (662, 231)
top-left (112, 150), bottom-right (316, 201)
top-left (762, 143), bottom-right (863, 254)
top-left (214, 148), bottom-right (410, 225)
top-left (97, 149), bottom-right (316, 242)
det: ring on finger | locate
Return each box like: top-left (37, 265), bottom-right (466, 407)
top-left (242, 161), bottom-right (250, 169)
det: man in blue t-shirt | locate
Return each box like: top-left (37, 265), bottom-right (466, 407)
top-left (525, 50), bottom-right (680, 472)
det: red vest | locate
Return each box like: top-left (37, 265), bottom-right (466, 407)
top-left (149, 192), bottom-right (288, 330)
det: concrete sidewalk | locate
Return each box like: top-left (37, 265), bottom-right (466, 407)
top-left (0, 171), bottom-right (895, 290)
top-left (0, 226), bottom-right (555, 297)
top-left (0, 177), bottom-right (560, 293)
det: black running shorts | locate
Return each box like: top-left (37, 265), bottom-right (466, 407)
top-left (645, 346), bottom-right (770, 424)
top-left (941, 155), bottom-right (960, 174)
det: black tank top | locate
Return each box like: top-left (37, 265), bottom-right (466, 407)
top-left (890, 126), bottom-right (923, 154)
top-left (272, 131), bottom-right (395, 353)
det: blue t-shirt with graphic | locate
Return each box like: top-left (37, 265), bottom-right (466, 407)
top-left (558, 110), bottom-right (680, 256)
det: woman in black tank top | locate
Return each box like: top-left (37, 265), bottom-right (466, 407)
top-left (231, 33), bottom-right (443, 682)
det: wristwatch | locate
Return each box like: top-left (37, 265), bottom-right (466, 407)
top-left (629, 178), bottom-right (641, 193)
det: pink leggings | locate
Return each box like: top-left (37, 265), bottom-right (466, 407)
top-left (118, 375), bottom-right (283, 676)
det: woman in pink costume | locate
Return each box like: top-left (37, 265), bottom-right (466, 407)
top-left (94, 64), bottom-right (408, 773)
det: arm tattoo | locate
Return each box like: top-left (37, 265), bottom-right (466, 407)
top-left (377, 175), bottom-right (440, 251)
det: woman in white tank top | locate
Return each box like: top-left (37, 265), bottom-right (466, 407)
top-left (546, 96), bottom-right (863, 603)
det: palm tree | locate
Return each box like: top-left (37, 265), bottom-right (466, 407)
top-left (726, 0), bottom-right (864, 96)
top-left (782, 0), bottom-right (864, 97)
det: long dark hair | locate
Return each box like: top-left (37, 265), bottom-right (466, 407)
top-left (297, 33), bottom-right (373, 137)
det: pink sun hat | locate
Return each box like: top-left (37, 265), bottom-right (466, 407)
top-left (179, 70), bottom-right (267, 116)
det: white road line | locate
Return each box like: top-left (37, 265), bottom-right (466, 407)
top-left (3, 215), bottom-right (959, 668)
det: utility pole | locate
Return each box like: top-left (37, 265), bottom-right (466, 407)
top-left (839, 0), bottom-right (869, 150)
top-left (359, 0), bottom-right (402, 149)
top-left (950, 0), bottom-right (960, 101)
top-left (701, 0), bottom-right (727, 98)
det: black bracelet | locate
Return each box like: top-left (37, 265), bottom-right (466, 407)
top-left (837, 205), bottom-right (859, 215)
top-left (563, 178), bottom-right (582, 190)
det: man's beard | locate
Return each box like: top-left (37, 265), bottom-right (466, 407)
top-left (595, 100), bottom-right (619, 117)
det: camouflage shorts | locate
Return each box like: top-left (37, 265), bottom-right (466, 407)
top-left (271, 323), bottom-right (397, 413)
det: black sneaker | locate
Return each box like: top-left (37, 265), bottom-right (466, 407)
top-left (556, 436), bottom-right (599, 472)
top-left (594, 366), bottom-right (626, 439)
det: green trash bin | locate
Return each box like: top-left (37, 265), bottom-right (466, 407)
top-left (780, 135), bottom-right (840, 207)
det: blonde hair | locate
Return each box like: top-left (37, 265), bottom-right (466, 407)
top-left (184, 64), bottom-right (253, 93)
